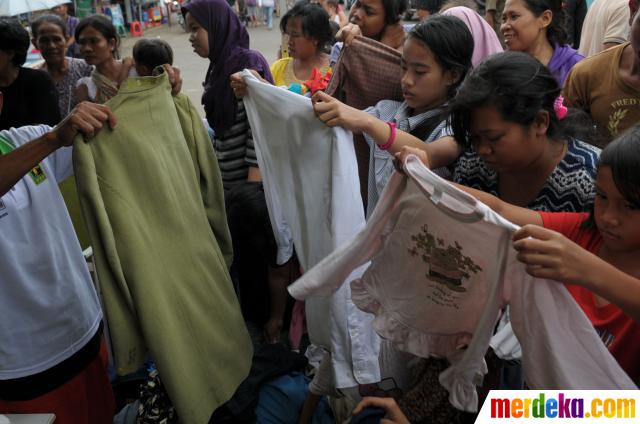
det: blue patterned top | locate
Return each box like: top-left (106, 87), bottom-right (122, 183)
top-left (452, 138), bottom-right (601, 212)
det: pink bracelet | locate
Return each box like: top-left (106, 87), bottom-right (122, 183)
top-left (379, 121), bottom-right (397, 151)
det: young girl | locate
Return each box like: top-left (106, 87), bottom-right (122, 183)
top-left (75, 15), bottom-right (127, 104)
top-left (313, 15), bottom-right (474, 214)
top-left (501, 0), bottom-right (583, 85)
top-left (325, 51), bottom-right (601, 214)
top-left (397, 124), bottom-right (640, 384)
top-left (182, 0), bottom-right (272, 189)
top-left (271, 2), bottom-right (333, 88)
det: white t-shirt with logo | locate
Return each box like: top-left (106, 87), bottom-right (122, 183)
top-left (0, 125), bottom-right (102, 380)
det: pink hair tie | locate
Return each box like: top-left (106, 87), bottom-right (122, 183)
top-left (554, 96), bottom-right (568, 120)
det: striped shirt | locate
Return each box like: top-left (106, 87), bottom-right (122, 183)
top-left (452, 138), bottom-right (601, 212)
top-left (212, 100), bottom-right (258, 190)
top-left (363, 99), bottom-right (452, 216)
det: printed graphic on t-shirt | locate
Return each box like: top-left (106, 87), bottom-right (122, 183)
top-left (608, 98), bottom-right (639, 137)
top-left (594, 326), bottom-right (615, 349)
top-left (408, 224), bottom-right (483, 293)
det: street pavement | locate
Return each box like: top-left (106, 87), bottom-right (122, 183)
top-left (120, 15), bottom-right (283, 115)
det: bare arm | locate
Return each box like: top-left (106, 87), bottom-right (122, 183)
top-left (0, 131), bottom-right (61, 196)
top-left (311, 90), bottom-right (462, 168)
top-left (0, 102), bottom-right (116, 196)
top-left (513, 225), bottom-right (640, 323)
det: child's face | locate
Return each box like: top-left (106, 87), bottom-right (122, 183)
top-left (349, 0), bottom-right (386, 39)
top-left (186, 13), bottom-right (209, 58)
top-left (400, 38), bottom-right (455, 114)
top-left (594, 167), bottom-right (640, 252)
top-left (286, 17), bottom-right (318, 60)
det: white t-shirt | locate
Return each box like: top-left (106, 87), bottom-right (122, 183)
top-left (289, 155), bottom-right (637, 411)
top-left (0, 125), bottom-right (102, 380)
top-left (578, 0), bottom-right (630, 57)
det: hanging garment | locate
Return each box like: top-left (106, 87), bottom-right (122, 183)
top-left (73, 72), bottom-right (252, 424)
top-left (288, 155), bottom-right (637, 412)
top-left (240, 70), bottom-right (381, 389)
top-left (326, 36), bottom-right (404, 208)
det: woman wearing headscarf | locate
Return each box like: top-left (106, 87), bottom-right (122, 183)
top-left (182, 0), bottom-right (273, 190)
top-left (441, 6), bottom-right (503, 66)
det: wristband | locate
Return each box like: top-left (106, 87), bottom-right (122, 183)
top-left (379, 121), bottom-right (396, 151)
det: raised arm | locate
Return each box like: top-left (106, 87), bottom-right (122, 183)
top-left (513, 225), bottom-right (640, 323)
top-left (0, 102), bottom-right (116, 196)
top-left (311, 91), bottom-right (462, 168)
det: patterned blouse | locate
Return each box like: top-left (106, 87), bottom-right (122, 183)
top-left (452, 138), bottom-right (601, 212)
top-left (43, 58), bottom-right (93, 117)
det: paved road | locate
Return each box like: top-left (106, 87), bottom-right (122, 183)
top-left (120, 15), bottom-right (283, 115)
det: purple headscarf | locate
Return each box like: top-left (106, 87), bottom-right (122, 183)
top-left (182, 0), bottom-right (273, 134)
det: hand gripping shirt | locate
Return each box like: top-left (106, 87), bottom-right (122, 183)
top-left (0, 125), bottom-right (102, 380)
top-left (289, 155), bottom-right (637, 411)
top-left (241, 70), bottom-right (381, 389)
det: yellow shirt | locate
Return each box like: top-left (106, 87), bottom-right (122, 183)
top-left (270, 57), bottom-right (331, 88)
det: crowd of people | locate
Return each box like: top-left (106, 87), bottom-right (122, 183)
top-left (0, 0), bottom-right (639, 422)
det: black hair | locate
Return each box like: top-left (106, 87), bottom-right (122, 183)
top-left (415, 0), bottom-right (445, 13)
top-left (520, 0), bottom-right (567, 46)
top-left (133, 38), bottom-right (174, 70)
top-left (598, 125), bottom-right (640, 207)
top-left (382, 0), bottom-right (408, 24)
top-left (449, 51), bottom-right (595, 149)
top-left (75, 15), bottom-right (120, 58)
top-left (280, 1), bottom-right (334, 52)
top-left (31, 14), bottom-right (68, 38)
top-left (582, 125), bottom-right (640, 229)
top-left (407, 15), bottom-right (474, 98)
top-left (0, 18), bottom-right (30, 67)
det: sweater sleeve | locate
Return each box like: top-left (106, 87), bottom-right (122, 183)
top-left (176, 94), bottom-right (234, 268)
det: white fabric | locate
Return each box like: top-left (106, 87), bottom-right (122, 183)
top-left (578, 0), bottom-right (630, 57)
top-left (0, 125), bottom-right (102, 379)
top-left (241, 70), bottom-right (381, 388)
top-left (289, 155), bottom-right (637, 411)
top-left (489, 317), bottom-right (522, 361)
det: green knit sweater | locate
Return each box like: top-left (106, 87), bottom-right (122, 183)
top-left (73, 73), bottom-right (251, 423)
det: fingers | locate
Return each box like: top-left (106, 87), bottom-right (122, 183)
top-left (512, 224), bottom-right (557, 242)
top-left (353, 397), bottom-right (395, 414)
top-left (165, 65), bottom-right (182, 96)
top-left (230, 71), bottom-right (251, 98)
top-left (70, 102), bottom-right (117, 138)
top-left (230, 72), bottom-right (243, 83)
top-left (311, 90), bottom-right (332, 104)
top-left (336, 23), bottom-right (361, 44)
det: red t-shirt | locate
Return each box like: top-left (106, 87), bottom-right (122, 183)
top-left (540, 212), bottom-right (640, 384)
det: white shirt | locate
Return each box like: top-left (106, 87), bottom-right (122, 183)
top-left (241, 70), bottom-right (381, 389)
top-left (289, 155), bottom-right (637, 411)
top-left (0, 125), bottom-right (102, 379)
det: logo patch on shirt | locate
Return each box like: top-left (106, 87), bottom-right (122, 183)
top-left (0, 134), bottom-right (47, 185)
